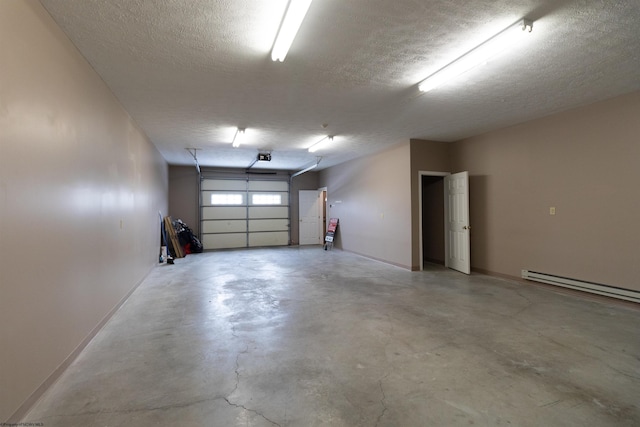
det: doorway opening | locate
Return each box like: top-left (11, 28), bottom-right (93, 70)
top-left (418, 171), bottom-right (471, 274)
top-left (421, 174), bottom-right (446, 269)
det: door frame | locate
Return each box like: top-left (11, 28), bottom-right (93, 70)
top-left (318, 186), bottom-right (328, 236)
top-left (418, 171), bottom-right (450, 272)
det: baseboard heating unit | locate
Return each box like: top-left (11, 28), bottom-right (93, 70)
top-left (521, 270), bottom-right (640, 303)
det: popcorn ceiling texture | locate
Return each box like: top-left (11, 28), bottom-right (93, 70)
top-left (40, 0), bottom-right (640, 170)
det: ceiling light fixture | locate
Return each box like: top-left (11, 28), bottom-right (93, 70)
top-left (271, 0), bottom-right (313, 62)
top-left (418, 18), bottom-right (534, 93)
top-left (232, 128), bottom-right (245, 148)
top-left (308, 135), bottom-right (334, 153)
top-left (291, 157), bottom-right (322, 178)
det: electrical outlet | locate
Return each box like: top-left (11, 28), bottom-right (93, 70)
top-left (549, 207), bottom-right (556, 215)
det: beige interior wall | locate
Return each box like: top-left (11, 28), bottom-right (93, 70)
top-left (409, 140), bottom-right (451, 269)
top-left (319, 142), bottom-right (412, 268)
top-left (0, 1), bottom-right (168, 421)
top-left (450, 91), bottom-right (640, 290)
top-left (169, 165), bottom-right (200, 235)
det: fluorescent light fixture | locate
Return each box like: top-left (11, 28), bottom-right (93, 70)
top-left (232, 128), bottom-right (245, 148)
top-left (308, 135), bottom-right (333, 153)
top-left (418, 18), bottom-right (533, 93)
top-left (291, 157), bottom-right (322, 178)
top-left (291, 163), bottom-right (317, 178)
top-left (271, 0), bottom-right (313, 62)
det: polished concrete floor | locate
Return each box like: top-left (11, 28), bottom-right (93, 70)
top-left (25, 247), bottom-right (640, 426)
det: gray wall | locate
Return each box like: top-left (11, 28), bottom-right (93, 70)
top-left (0, 1), bottom-right (168, 421)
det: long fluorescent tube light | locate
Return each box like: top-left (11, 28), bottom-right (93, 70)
top-left (308, 135), bottom-right (333, 153)
top-left (292, 157), bottom-right (322, 178)
top-left (232, 128), bottom-right (245, 148)
top-left (418, 18), bottom-right (533, 93)
top-left (271, 0), bottom-right (313, 62)
top-left (291, 163), bottom-right (317, 178)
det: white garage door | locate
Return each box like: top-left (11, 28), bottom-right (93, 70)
top-left (201, 178), bottom-right (289, 250)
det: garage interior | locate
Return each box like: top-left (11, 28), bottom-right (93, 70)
top-left (2, 0), bottom-right (639, 425)
top-left (23, 249), bottom-right (640, 426)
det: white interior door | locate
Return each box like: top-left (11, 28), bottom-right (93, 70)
top-left (445, 171), bottom-right (470, 274)
top-left (299, 190), bottom-right (321, 245)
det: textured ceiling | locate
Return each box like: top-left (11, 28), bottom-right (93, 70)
top-left (40, 0), bottom-right (640, 171)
